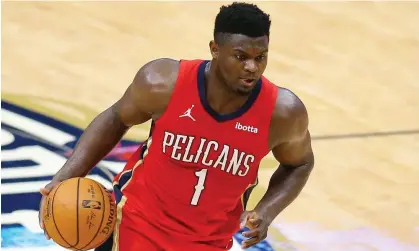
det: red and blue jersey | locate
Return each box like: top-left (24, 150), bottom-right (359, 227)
top-left (113, 59), bottom-right (278, 245)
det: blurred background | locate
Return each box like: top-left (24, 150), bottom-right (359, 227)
top-left (2, 1), bottom-right (419, 251)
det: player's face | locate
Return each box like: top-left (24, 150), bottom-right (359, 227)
top-left (211, 34), bottom-right (269, 95)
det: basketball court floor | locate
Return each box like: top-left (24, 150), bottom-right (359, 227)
top-left (2, 1), bottom-right (419, 251)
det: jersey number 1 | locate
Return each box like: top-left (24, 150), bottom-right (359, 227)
top-left (190, 169), bottom-right (207, 206)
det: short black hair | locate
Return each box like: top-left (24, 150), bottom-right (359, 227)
top-left (214, 2), bottom-right (271, 44)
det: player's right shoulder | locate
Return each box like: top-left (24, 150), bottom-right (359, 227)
top-left (122, 58), bottom-right (180, 121)
top-left (133, 58), bottom-right (180, 93)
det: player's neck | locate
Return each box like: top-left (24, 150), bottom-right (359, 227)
top-left (204, 61), bottom-right (251, 115)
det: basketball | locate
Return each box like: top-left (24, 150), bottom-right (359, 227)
top-left (42, 177), bottom-right (116, 251)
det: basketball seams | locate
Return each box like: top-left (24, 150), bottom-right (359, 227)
top-left (78, 180), bottom-right (106, 250)
top-left (52, 181), bottom-right (75, 249)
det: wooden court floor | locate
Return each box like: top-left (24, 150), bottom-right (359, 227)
top-left (2, 1), bottom-right (419, 250)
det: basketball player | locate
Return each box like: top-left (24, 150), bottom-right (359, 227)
top-left (39, 2), bottom-right (314, 250)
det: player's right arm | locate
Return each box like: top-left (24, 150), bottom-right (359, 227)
top-left (39, 58), bottom-right (179, 237)
top-left (48, 58), bottom-right (178, 184)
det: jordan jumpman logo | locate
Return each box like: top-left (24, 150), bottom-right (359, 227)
top-left (179, 105), bottom-right (196, 121)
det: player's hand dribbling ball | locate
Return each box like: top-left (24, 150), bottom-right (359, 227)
top-left (41, 177), bottom-right (116, 250)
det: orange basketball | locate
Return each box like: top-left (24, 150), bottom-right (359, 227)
top-left (42, 177), bottom-right (117, 250)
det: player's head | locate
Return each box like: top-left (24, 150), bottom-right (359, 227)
top-left (210, 2), bottom-right (271, 95)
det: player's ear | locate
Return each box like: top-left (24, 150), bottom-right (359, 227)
top-left (209, 40), bottom-right (219, 59)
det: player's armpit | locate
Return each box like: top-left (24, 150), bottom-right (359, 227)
top-left (114, 58), bottom-right (180, 127)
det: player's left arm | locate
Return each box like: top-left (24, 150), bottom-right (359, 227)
top-left (241, 88), bottom-right (315, 248)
